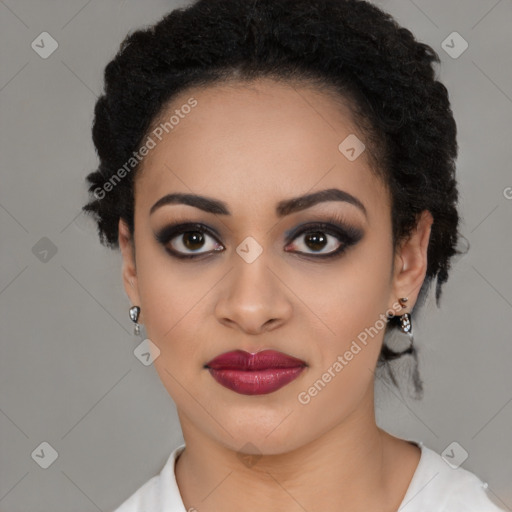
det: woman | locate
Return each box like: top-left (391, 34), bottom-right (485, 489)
top-left (83, 0), bottom-right (505, 510)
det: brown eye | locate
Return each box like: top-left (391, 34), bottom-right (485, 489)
top-left (155, 223), bottom-right (224, 259)
top-left (287, 229), bottom-right (343, 256)
top-left (180, 231), bottom-right (206, 251)
top-left (304, 232), bottom-right (328, 252)
top-left (283, 219), bottom-right (364, 260)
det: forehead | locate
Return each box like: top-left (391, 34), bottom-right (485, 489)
top-left (135, 78), bottom-right (390, 220)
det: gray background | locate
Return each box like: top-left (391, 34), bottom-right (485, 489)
top-left (1, 0), bottom-right (511, 510)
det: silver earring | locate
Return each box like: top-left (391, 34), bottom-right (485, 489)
top-left (129, 306), bottom-right (141, 335)
top-left (400, 312), bottom-right (412, 334)
top-left (398, 297), bottom-right (413, 345)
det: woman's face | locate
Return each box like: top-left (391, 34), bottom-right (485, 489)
top-left (119, 78), bottom-right (432, 454)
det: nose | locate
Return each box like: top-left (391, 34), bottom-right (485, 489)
top-left (214, 255), bottom-right (292, 335)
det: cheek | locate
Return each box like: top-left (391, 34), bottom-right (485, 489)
top-left (295, 276), bottom-right (392, 425)
top-left (135, 255), bottom-right (218, 381)
top-left (298, 240), bottom-right (393, 392)
top-left (309, 238), bottom-right (393, 336)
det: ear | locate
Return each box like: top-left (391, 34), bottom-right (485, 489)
top-left (389, 210), bottom-right (434, 312)
top-left (118, 218), bottom-right (142, 316)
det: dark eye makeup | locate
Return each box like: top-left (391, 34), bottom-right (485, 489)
top-left (153, 212), bottom-right (364, 261)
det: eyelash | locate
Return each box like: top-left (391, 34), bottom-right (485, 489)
top-left (154, 214), bottom-right (364, 261)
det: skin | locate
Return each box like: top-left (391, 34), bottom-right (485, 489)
top-left (118, 78), bottom-right (433, 512)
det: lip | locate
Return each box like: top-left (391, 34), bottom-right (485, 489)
top-left (205, 349), bottom-right (307, 395)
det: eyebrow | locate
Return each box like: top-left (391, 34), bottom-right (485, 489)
top-left (149, 188), bottom-right (367, 219)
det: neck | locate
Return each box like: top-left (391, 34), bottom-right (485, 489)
top-left (174, 386), bottom-right (410, 512)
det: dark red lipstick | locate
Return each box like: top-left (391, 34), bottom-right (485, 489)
top-left (205, 349), bottom-right (307, 395)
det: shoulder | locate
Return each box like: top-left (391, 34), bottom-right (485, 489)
top-left (110, 444), bottom-right (187, 512)
top-left (399, 442), bottom-right (506, 512)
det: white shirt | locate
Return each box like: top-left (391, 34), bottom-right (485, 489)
top-left (111, 441), bottom-right (506, 511)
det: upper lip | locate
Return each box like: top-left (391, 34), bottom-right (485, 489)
top-left (205, 349), bottom-right (307, 370)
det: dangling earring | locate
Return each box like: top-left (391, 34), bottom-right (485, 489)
top-left (129, 305), bottom-right (141, 335)
top-left (398, 297), bottom-right (413, 345)
top-left (382, 297), bottom-right (423, 400)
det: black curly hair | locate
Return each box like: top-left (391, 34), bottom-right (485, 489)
top-left (83, 0), bottom-right (468, 398)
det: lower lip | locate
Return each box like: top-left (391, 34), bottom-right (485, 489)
top-left (207, 367), bottom-right (306, 395)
